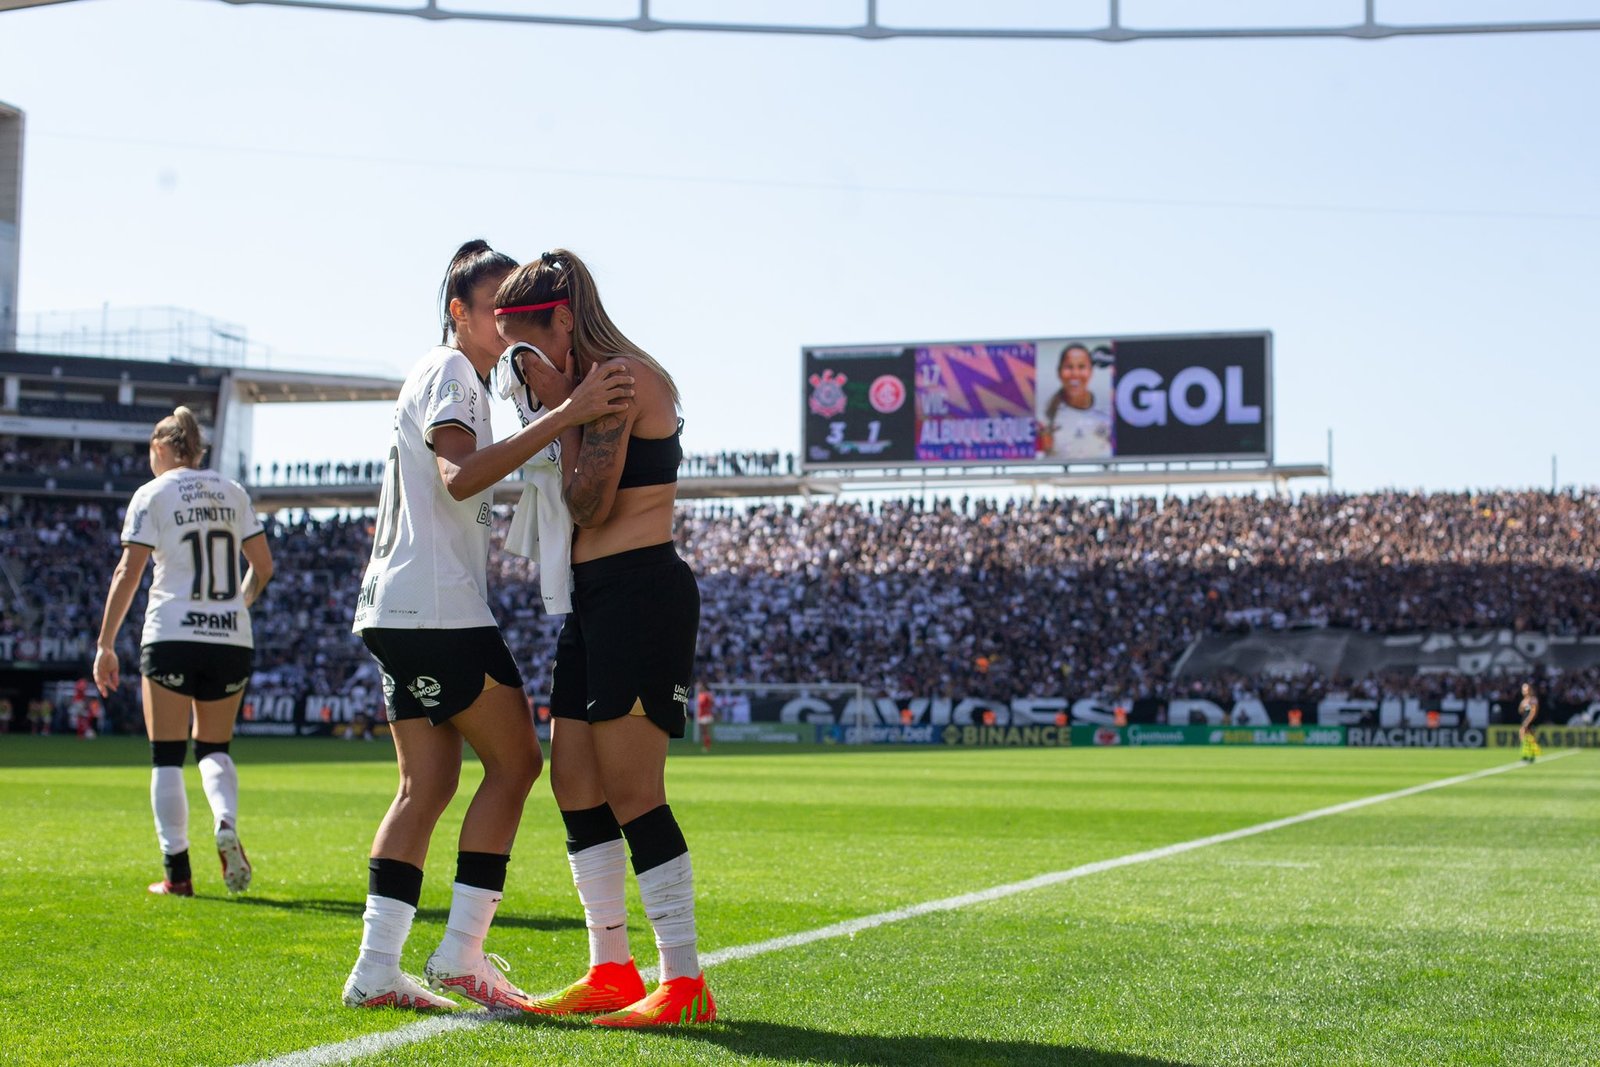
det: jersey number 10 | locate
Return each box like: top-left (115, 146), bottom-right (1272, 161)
top-left (372, 445), bottom-right (402, 560)
top-left (181, 529), bottom-right (239, 601)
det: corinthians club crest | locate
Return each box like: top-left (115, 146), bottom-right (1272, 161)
top-left (807, 370), bottom-right (848, 418)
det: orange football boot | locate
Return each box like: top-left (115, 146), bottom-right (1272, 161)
top-left (590, 972), bottom-right (716, 1027)
top-left (525, 959), bottom-right (647, 1015)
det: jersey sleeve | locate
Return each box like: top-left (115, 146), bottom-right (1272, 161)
top-left (421, 351), bottom-right (486, 450)
top-left (120, 484), bottom-right (158, 548)
top-left (232, 481), bottom-right (266, 542)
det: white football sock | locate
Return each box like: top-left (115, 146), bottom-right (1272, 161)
top-left (636, 852), bottom-right (698, 980)
top-left (150, 766), bottom-right (189, 857)
top-left (569, 839), bottom-right (630, 966)
top-left (434, 883), bottom-right (503, 964)
top-left (197, 752), bottom-right (239, 832)
top-left (356, 894), bottom-right (416, 973)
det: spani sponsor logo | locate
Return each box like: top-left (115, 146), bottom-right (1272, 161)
top-left (406, 676), bottom-right (443, 708)
top-left (182, 610), bottom-right (239, 631)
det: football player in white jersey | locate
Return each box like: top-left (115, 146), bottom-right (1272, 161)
top-left (341, 240), bottom-right (634, 1013)
top-left (94, 405), bottom-right (274, 897)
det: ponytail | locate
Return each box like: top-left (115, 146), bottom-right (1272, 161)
top-left (439, 239), bottom-right (518, 343)
top-left (152, 406), bottom-right (205, 466)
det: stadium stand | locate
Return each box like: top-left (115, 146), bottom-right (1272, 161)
top-left (1, 437), bottom-right (146, 477)
top-left (17, 398), bottom-right (181, 424)
top-left (244, 452), bottom-right (798, 486)
top-left (7, 489), bottom-right (1600, 735)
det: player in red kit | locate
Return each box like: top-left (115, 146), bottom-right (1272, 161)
top-left (695, 689), bottom-right (715, 754)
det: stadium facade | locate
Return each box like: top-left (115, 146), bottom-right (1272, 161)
top-left (0, 102), bottom-right (19, 352)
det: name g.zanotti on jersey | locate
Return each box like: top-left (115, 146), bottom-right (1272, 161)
top-left (121, 467), bottom-right (265, 647)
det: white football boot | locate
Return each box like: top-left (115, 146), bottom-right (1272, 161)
top-left (424, 949), bottom-right (531, 1012)
top-left (342, 969), bottom-right (458, 1011)
top-left (215, 825), bottom-right (252, 893)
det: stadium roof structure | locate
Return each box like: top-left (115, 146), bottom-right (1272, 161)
top-left (244, 461), bottom-right (1331, 511)
top-left (5, 0), bottom-right (1600, 39)
top-left (815, 462), bottom-right (1330, 494)
top-left (231, 367), bottom-right (404, 405)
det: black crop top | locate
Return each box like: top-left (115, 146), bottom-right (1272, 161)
top-left (617, 419), bottom-right (683, 489)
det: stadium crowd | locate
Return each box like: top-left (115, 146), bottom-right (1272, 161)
top-left (244, 451), bottom-right (798, 486)
top-left (1, 437), bottom-right (146, 479)
top-left (6, 489), bottom-right (1600, 727)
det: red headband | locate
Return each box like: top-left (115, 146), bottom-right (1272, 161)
top-left (494, 298), bottom-right (569, 316)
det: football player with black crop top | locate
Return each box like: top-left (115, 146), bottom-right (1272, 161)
top-left (494, 248), bottom-right (715, 1027)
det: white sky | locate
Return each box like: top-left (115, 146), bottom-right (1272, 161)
top-left (3, 0), bottom-right (1598, 493)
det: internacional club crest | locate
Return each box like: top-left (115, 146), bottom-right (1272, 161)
top-left (807, 370), bottom-right (848, 418)
top-left (868, 374), bottom-right (906, 414)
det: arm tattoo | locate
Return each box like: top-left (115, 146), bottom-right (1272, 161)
top-left (567, 414), bottom-right (628, 525)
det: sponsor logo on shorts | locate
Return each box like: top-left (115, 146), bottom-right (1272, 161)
top-left (224, 679), bottom-right (248, 694)
top-left (672, 684), bottom-right (690, 708)
top-left (151, 672), bottom-right (186, 689)
top-left (407, 676), bottom-right (443, 708)
top-left (381, 674), bottom-right (396, 700)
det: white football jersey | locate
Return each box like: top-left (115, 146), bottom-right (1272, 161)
top-left (120, 467), bottom-right (265, 648)
top-left (353, 346), bottom-right (498, 631)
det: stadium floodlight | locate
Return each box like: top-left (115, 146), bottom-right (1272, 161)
top-left (10, 0), bottom-right (1600, 40)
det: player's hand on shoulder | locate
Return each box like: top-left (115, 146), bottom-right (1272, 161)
top-left (564, 358), bottom-right (635, 424)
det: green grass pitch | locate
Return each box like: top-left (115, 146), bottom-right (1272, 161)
top-left (0, 739), bottom-right (1594, 1066)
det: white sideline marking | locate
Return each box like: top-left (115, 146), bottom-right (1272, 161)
top-left (241, 754), bottom-right (1573, 1067)
top-left (243, 1015), bottom-right (489, 1067)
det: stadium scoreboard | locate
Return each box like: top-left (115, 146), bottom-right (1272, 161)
top-left (801, 330), bottom-right (1271, 470)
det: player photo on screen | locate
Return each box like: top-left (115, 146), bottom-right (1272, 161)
top-left (1035, 339), bottom-right (1114, 462)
